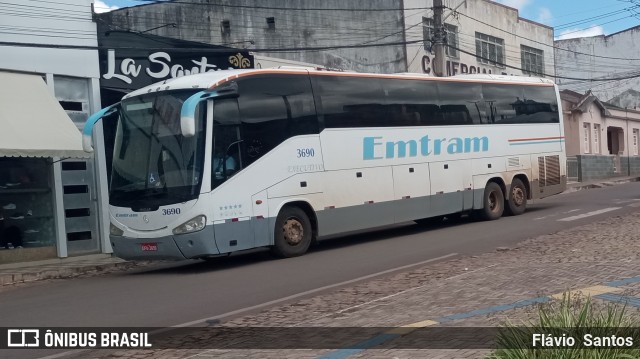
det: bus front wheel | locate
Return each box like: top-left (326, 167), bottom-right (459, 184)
top-left (271, 206), bottom-right (312, 258)
top-left (505, 178), bottom-right (527, 216)
top-left (478, 182), bottom-right (504, 221)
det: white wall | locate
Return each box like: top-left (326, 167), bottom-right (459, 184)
top-left (0, 1), bottom-right (109, 256)
top-left (0, 0), bottom-right (99, 78)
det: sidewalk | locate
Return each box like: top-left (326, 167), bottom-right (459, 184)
top-left (0, 253), bottom-right (150, 286)
top-left (1, 176), bottom-right (638, 287)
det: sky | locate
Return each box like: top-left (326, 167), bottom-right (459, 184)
top-left (94, 0), bottom-right (640, 40)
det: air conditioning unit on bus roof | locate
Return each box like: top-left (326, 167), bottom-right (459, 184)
top-left (453, 73), bottom-right (553, 84)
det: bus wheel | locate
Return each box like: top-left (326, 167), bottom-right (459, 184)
top-left (271, 206), bottom-right (312, 258)
top-left (505, 178), bottom-right (527, 216)
top-left (479, 182), bottom-right (504, 221)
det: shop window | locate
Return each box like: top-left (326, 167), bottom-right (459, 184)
top-left (0, 158), bottom-right (55, 258)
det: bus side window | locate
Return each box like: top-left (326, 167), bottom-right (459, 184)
top-left (237, 75), bottom-right (318, 166)
top-left (438, 82), bottom-right (485, 125)
top-left (379, 77), bottom-right (440, 127)
top-left (316, 76), bottom-right (386, 128)
top-left (212, 98), bottom-right (242, 187)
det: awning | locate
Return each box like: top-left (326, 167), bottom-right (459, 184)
top-left (0, 71), bottom-right (90, 158)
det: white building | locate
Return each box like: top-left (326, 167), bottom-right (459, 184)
top-left (561, 90), bottom-right (640, 181)
top-left (555, 27), bottom-right (640, 109)
top-left (404, 0), bottom-right (555, 78)
top-left (0, 0), bottom-right (110, 263)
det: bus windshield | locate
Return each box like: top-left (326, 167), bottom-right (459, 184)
top-left (109, 91), bottom-right (206, 208)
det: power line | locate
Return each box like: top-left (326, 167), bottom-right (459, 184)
top-left (450, 7), bottom-right (640, 61)
top-left (130, 0), bottom-right (433, 12)
top-left (449, 44), bottom-right (640, 82)
top-left (0, 38), bottom-right (421, 52)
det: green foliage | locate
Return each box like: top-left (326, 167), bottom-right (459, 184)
top-left (487, 292), bottom-right (640, 359)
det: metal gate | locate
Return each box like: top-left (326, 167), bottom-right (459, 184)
top-left (60, 159), bottom-right (100, 254)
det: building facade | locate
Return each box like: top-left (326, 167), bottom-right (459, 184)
top-left (95, 0), bottom-right (407, 74)
top-left (561, 90), bottom-right (640, 182)
top-left (404, 0), bottom-right (555, 78)
top-left (0, 0), bottom-right (110, 263)
top-left (555, 27), bottom-right (640, 109)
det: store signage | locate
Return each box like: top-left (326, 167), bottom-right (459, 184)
top-left (100, 49), bottom-right (253, 90)
top-left (421, 55), bottom-right (518, 77)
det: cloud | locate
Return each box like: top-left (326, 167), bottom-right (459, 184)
top-left (493, 0), bottom-right (531, 11)
top-left (94, 0), bottom-right (119, 13)
top-left (537, 7), bottom-right (552, 25)
top-left (556, 26), bottom-right (605, 40)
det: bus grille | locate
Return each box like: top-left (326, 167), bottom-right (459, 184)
top-left (538, 155), bottom-right (560, 187)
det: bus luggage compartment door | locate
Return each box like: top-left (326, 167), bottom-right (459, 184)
top-left (252, 190), bottom-right (270, 247)
top-left (214, 215), bottom-right (254, 254)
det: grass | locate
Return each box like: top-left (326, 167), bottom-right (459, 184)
top-left (487, 292), bottom-right (640, 359)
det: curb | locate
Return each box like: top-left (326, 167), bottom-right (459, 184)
top-left (0, 261), bottom-right (145, 286)
top-left (565, 176), bottom-right (640, 193)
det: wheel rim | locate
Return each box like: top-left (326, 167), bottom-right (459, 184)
top-left (512, 186), bottom-right (525, 207)
top-left (282, 218), bottom-right (304, 246)
top-left (488, 191), bottom-right (498, 212)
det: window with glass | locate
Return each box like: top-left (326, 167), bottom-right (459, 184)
top-left (521, 45), bottom-right (545, 76)
top-left (110, 91), bottom-right (207, 208)
top-left (475, 32), bottom-right (505, 67)
top-left (236, 75), bottom-right (318, 166)
top-left (422, 17), bottom-right (458, 58)
top-left (593, 124), bottom-right (600, 154)
top-left (583, 123), bottom-right (591, 153)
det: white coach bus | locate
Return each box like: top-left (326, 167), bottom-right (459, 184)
top-left (83, 69), bottom-right (566, 260)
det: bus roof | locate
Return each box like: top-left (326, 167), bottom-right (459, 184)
top-left (123, 68), bottom-right (555, 100)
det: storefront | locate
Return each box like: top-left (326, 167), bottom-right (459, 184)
top-left (0, 72), bottom-right (94, 263)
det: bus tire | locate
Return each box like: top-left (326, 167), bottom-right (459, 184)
top-left (505, 178), bottom-right (527, 216)
top-left (270, 206), bottom-right (312, 258)
top-left (479, 182), bottom-right (504, 221)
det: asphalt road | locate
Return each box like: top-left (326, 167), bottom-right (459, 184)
top-left (2, 182), bottom-right (640, 359)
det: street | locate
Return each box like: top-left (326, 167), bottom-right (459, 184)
top-left (0, 183), bottom-right (639, 359)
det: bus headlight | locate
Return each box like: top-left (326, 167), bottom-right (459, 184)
top-left (110, 222), bottom-right (124, 236)
top-left (173, 215), bottom-right (207, 235)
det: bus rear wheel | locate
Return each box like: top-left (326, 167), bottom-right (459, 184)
top-left (505, 178), bottom-right (527, 216)
top-left (270, 206), bottom-right (312, 258)
top-left (478, 182), bottom-right (504, 221)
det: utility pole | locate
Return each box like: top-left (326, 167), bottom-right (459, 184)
top-left (432, 0), bottom-right (447, 77)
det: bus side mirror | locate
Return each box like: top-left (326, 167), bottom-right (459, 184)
top-left (82, 104), bottom-right (119, 153)
top-left (181, 91), bottom-right (217, 138)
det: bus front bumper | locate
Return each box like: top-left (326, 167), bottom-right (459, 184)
top-left (109, 226), bottom-right (219, 260)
